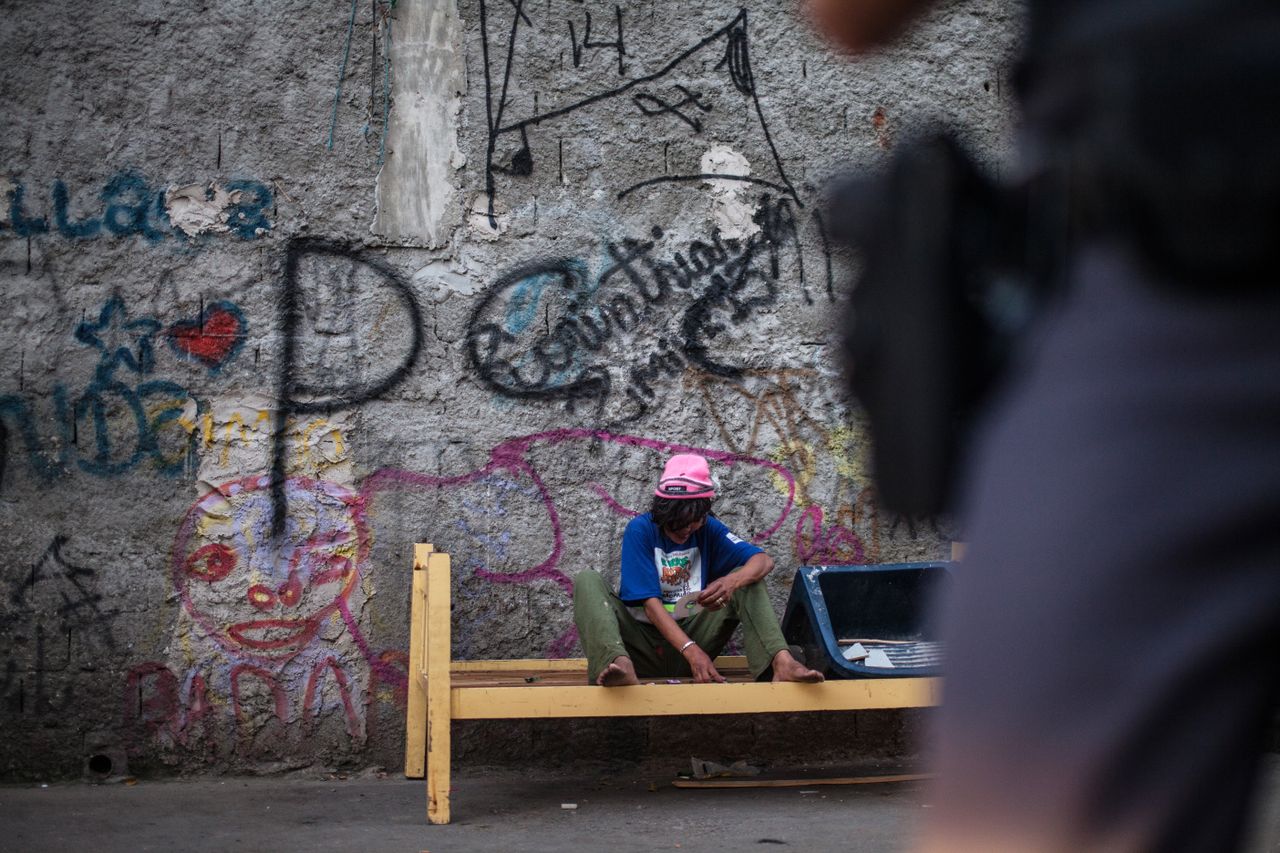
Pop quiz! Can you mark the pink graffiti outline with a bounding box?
[361,428,796,590]
[588,482,639,517]
[361,428,797,658]
[794,503,867,564]
[229,663,289,726]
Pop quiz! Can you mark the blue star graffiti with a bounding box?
[2,296,247,490]
[75,297,163,381]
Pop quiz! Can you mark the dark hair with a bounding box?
[650,496,714,532]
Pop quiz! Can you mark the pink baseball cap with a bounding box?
[654,453,717,500]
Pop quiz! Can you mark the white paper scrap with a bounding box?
[842,643,868,662]
[865,649,895,668]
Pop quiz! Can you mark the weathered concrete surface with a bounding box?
[5,766,931,853]
[5,755,1280,853]
[0,0,1021,779]
[373,0,465,245]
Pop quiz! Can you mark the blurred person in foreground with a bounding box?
[809,0,1280,850]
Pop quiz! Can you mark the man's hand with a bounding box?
[697,576,739,610]
[683,642,727,683]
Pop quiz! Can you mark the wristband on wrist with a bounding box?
[679,639,697,653]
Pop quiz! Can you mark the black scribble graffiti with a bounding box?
[272,239,425,534]
[1,623,76,715]
[465,195,803,422]
[719,15,754,96]
[5,536,118,642]
[568,6,625,73]
[813,209,836,302]
[479,3,799,227]
[633,85,712,132]
[3,536,120,716]
[465,258,610,410]
[506,0,532,26]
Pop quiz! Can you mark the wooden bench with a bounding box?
[403,544,941,823]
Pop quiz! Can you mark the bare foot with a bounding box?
[597,655,640,686]
[771,650,824,683]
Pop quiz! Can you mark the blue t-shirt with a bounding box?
[618,513,762,610]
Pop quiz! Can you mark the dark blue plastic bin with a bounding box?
[781,562,952,678]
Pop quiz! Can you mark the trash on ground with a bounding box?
[865,649,895,668]
[842,642,868,662]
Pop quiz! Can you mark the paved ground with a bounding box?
[4,757,1280,852]
[1,764,927,853]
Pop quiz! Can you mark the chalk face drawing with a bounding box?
[173,475,368,663]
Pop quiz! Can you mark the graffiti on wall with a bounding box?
[465,194,807,423]
[110,235,431,752]
[684,367,876,564]
[166,301,248,372]
[123,475,406,754]
[0,295,252,488]
[477,2,798,223]
[685,367,940,563]
[361,427,798,657]
[462,0,846,432]
[567,5,626,75]
[1,173,273,241]
[271,238,426,533]
[2,536,119,718]
[0,0,961,773]
[120,407,919,756]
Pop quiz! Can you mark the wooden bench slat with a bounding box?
[425,550,452,824]
[448,655,749,673]
[403,544,432,779]
[448,667,759,689]
[449,677,941,720]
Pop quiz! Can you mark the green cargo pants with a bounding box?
[572,569,790,683]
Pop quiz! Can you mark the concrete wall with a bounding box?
[0,0,1020,779]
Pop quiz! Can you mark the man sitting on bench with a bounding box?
[573,453,824,686]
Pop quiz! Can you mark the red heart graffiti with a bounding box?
[167,302,247,370]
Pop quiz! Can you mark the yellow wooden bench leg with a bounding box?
[403,544,432,779]
[426,550,452,824]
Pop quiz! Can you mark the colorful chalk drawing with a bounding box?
[129,476,395,751]
[173,476,371,665]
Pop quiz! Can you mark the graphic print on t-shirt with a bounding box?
[654,546,702,604]
[660,553,691,585]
